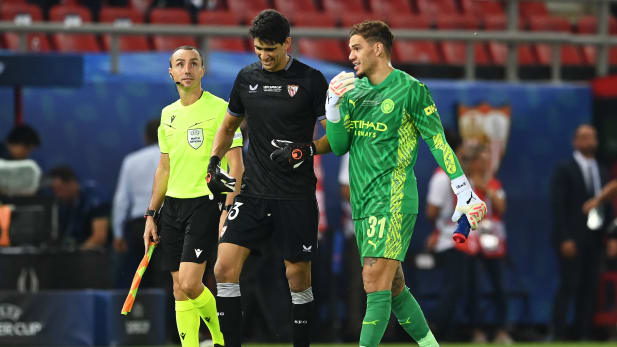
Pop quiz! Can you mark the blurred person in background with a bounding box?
[112,118,163,286]
[0,124,41,160]
[424,129,473,341]
[550,124,614,341]
[462,143,511,345]
[338,153,365,341]
[48,165,110,250]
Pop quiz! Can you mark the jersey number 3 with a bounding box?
[227,202,244,220]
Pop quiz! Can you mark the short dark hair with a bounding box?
[249,9,290,45]
[349,20,393,57]
[6,124,40,147]
[145,118,160,145]
[169,45,204,67]
[48,165,78,183]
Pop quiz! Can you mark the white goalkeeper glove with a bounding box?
[325,71,356,123]
[450,175,487,230]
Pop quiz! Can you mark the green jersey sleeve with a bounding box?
[409,82,463,179]
[157,124,168,154]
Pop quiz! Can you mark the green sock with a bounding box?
[359,290,391,347]
[391,287,438,346]
[175,300,200,347]
[189,286,224,346]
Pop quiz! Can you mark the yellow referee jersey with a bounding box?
[158,91,243,198]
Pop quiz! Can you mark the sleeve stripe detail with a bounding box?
[227,108,243,117]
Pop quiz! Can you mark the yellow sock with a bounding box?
[175,300,200,347]
[189,286,224,346]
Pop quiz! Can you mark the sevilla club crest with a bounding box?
[288,84,299,97]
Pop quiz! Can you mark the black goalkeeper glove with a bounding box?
[206,156,236,193]
[269,139,316,170]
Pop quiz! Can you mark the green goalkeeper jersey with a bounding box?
[328,69,463,219]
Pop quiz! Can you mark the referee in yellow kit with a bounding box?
[143,45,244,347]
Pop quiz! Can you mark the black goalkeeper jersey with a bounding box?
[228,57,328,199]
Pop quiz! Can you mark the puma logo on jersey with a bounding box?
[194,249,203,258]
[368,240,378,250]
[399,316,412,325]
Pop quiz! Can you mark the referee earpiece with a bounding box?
[170,73,181,86]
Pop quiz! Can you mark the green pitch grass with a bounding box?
[104,343,617,347]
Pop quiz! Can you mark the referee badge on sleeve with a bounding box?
[187,128,204,149]
[288,84,298,97]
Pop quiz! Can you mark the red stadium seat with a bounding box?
[340,12,386,28]
[389,14,441,64]
[577,15,617,66]
[416,0,458,16]
[528,15,584,65]
[49,5,101,52]
[99,7,150,51]
[0,3,51,52]
[273,0,318,20]
[323,0,369,18]
[149,8,196,51]
[485,16,536,65]
[294,12,346,62]
[198,11,247,52]
[227,0,270,23]
[368,0,413,19]
[435,14,491,65]
[519,0,548,19]
[460,0,504,16]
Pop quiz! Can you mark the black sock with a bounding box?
[217,296,242,347]
[292,302,312,347]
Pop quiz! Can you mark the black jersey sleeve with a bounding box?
[310,69,328,120]
[228,71,244,117]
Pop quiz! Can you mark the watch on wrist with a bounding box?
[144,209,156,218]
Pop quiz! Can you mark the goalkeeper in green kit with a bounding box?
[326,21,487,347]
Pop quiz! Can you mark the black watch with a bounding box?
[144,209,156,218]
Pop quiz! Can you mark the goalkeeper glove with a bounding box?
[270,139,315,170]
[206,156,235,193]
[450,175,487,230]
[326,71,356,123]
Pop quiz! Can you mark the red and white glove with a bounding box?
[325,71,356,123]
[451,175,487,230]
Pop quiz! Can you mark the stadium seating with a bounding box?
[49,4,101,52]
[416,0,458,17]
[323,0,369,18]
[227,0,270,23]
[577,15,617,66]
[99,6,150,51]
[273,0,318,20]
[149,8,196,51]
[389,14,441,65]
[198,10,247,52]
[294,12,347,63]
[0,3,51,52]
[368,0,413,19]
[340,12,386,28]
[528,15,584,65]
[519,0,549,19]
[435,14,491,65]
[484,16,536,65]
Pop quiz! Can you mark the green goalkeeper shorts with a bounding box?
[354,213,417,266]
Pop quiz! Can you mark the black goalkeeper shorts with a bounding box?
[219,194,319,262]
[158,194,224,272]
